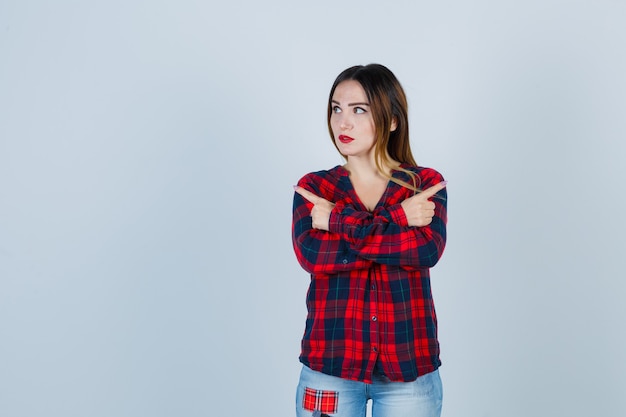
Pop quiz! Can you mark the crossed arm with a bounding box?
[292,181,447,275]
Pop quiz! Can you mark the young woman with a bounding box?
[292,64,448,417]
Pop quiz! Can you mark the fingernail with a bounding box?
[293,185,298,190]
[440,181,448,187]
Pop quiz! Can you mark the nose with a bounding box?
[339,113,353,130]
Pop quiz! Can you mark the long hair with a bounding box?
[327,63,420,191]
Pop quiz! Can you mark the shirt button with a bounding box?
[371,284,376,290]
[372,347,378,352]
[342,259,348,264]
[372,316,377,322]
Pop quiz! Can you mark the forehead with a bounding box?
[332,80,368,103]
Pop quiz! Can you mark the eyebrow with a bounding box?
[332,100,370,107]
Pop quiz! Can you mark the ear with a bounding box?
[390,117,398,132]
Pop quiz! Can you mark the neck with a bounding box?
[344,154,399,181]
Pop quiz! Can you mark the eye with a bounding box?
[354,107,367,114]
[332,106,342,113]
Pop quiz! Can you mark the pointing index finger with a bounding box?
[294,185,320,204]
[417,181,448,200]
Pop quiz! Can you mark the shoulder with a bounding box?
[296,165,349,200]
[297,165,346,189]
[396,164,445,187]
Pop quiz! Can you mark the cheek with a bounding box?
[329,119,341,136]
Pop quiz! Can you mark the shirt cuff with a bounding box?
[328,202,345,234]
[388,203,409,227]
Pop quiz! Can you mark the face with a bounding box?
[330,80,376,160]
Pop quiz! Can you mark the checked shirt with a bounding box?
[292,164,447,384]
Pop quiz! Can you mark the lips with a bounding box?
[338,135,354,144]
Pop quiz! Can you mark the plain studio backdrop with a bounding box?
[1,1,625,416]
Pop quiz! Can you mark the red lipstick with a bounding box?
[338,135,354,143]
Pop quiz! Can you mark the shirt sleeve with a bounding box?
[328,179,447,270]
[292,180,373,275]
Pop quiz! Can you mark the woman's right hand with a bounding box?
[400,181,447,227]
[294,186,336,231]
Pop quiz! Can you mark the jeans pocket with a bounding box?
[412,370,442,399]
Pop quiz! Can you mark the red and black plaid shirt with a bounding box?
[292,164,447,383]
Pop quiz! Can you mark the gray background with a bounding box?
[1,1,625,416]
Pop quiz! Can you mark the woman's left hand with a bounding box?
[294,186,335,231]
[400,181,447,227]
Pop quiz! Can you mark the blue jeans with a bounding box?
[295,365,443,417]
